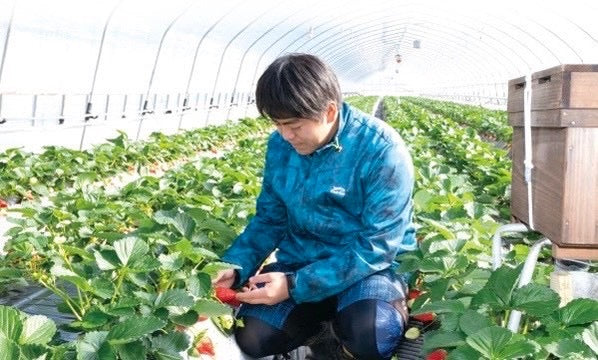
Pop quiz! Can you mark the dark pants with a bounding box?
[234,264,408,360]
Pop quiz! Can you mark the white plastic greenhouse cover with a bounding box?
[0,0,597,151]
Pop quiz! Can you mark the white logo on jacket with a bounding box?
[330,186,346,197]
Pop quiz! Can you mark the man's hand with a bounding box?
[236,272,290,305]
[212,269,237,289]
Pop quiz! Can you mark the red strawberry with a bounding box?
[413,312,436,323]
[408,289,423,300]
[197,315,208,322]
[215,287,241,307]
[196,336,215,356]
[426,349,448,360]
[0,199,8,208]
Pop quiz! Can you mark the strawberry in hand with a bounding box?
[215,287,241,307]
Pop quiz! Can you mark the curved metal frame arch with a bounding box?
[315,19,524,74]
[205,2,285,125]
[316,22,521,79]
[245,1,358,105]
[330,40,491,87]
[135,2,193,140]
[0,0,17,90]
[226,12,297,117]
[306,14,534,77]
[295,6,561,73]
[177,1,243,129]
[79,0,123,150]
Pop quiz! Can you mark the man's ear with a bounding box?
[325,102,338,124]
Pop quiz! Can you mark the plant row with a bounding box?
[401,97,512,144]
[0,118,270,204]
[345,95,379,114]
[384,97,597,360]
[0,120,272,359]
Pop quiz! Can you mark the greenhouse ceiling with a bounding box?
[0,0,597,97]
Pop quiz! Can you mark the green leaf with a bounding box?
[170,311,199,326]
[20,343,49,360]
[459,310,492,336]
[187,273,211,299]
[114,341,146,360]
[420,218,455,240]
[0,305,23,341]
[556,298,598,326]
[151,332,189,360]
[427,278,450,301]
[449,345,482,360]
[196,218,237,244]
[438,312,460,332]
[422,330,465,353]
[466,326,511,358]
[90,278,115,300]
[427,238,466,255]
[154,209,195,239]
[60,276,92,292]
[201,262,241,277]
[19,315,56,345]
[545,339,595,359]
[155,289,194,313]
[158,253,184,272]
[471,264,522,310]
[511,283,560,317]
[76,331,115,360]
[459,269,491,295]
[581,321,598,355]
[0,333,20,360]
[395,254,421,273]
[128,256,161,272]
[412,299,465,316]
[413,190,435,212]
[61,245,94,260]
[94,250,119,271]
[193,299,233,318]
[466,325,536,359]
[113,237,148,266]
[107,316,166,345]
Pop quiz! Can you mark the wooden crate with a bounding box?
[508,64,598,250]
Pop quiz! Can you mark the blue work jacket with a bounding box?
[222,102,416,303]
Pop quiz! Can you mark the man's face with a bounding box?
[273,102,338,155]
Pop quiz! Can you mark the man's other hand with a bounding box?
[236,272,290,305]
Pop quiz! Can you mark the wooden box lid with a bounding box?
[507,64,598,125]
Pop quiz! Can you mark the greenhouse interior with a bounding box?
[0,0,597,359]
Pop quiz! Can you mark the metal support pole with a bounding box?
[31,94,37,127]
[0,0,17,89]
[507,238,552,332]
[104,94,110,121]
[58,94,65,124]
[206,5,275,126]
[139,4,191,139]
[86,1,122,121]
[177,1,241,131]
[121,94,128,118]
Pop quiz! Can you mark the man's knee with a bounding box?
[335,299,405,360]
[234,316,294,358]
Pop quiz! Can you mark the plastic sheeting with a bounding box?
[0,0,597,150]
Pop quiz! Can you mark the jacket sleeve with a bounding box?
[290,141,416,303]
[220,137,287,286]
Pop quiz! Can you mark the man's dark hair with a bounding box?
[255,53,342,120]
